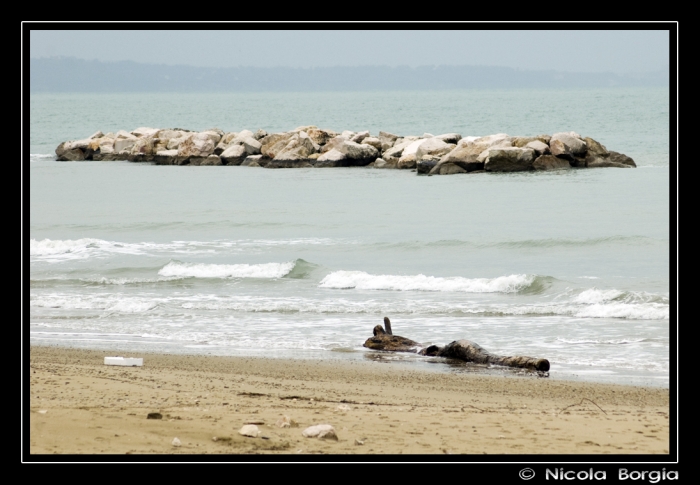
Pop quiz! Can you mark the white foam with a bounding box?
[319,271,535,293]
[158,261,296,279]
[573,288,623,304]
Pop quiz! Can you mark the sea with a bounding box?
[27,89,672,388]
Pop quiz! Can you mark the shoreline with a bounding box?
[27,345,670,455]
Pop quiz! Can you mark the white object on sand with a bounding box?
[104,356,143,366]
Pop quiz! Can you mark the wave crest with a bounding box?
[158,260,297,279]
[319,271,540,293]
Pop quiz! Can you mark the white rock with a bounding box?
[131,127,159,138]
[239,424,260,438]
[38,409,47,414]
[336,404,351,412]
[350,130,370,143]
[302,424,338,440]
[316,149,346,163]
[171,437,181,447]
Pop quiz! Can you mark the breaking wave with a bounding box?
[318,271,544,293]
[158,260,298,279]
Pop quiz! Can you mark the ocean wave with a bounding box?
[158,260,297,279]
[318,271,541,293]
[30,290,669,319]
[30,153,55,161]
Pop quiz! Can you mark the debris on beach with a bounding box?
[276,415,298,428]
[147,412,162,420]
[239,424,260,438]
[302,424,338,441]
[54,127,635,172]
[364,317,550,372]
[171,437,181,447]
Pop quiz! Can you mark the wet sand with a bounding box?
[28,345,670,456]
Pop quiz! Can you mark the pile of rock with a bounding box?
[54,126,636,173]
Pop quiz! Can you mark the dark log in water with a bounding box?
[363,318,550,372]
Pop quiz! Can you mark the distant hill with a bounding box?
[28,57,670,93]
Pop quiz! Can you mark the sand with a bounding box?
[27,345,670,456]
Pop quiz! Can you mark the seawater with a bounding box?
[28,89,671,387]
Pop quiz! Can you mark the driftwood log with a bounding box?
[363,317,550,372]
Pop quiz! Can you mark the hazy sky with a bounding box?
[28,29,671,74]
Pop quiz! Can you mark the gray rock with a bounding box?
[254,129,268,140]
[434,133,462,144]
[177,133,215,158]
[583,137,609,157]
[265,160,313,169]
[378,131,400,151]
[306,128,335,146]
[220,145,247,165]
[439,163,468,175]
[511,135,550,148]
[416,139,455,161]
[361,137,382,150]
[416,159,438,174]
[241,154,264,166]
[429,143,487,174]
[131,127,159,138]
[242,137,262,155]
[524,140,550,155]
[397,153,417,169]
[550,132,587,160]
[337,140,378,164]
[154,149,180,165]
[533,154,571,170]
[260,132,295,158]
[350,130,370,143]
[484,147,536,172]
[373,158,397,169]
[200,155,223,166]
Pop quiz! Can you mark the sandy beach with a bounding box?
[27,345,670,456]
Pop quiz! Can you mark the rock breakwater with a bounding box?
[54,126,636,173]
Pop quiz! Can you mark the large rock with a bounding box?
[55,142,85,161]
[220,144,247,165]
[274,132,320,161]
[315,148,347,167]
[429,143,487,174]
[434,133,462,144]
[336,140,378,165]
[378,131,400,152]
[361,137,382,150]
[532,154,571,170]
[200,130,222,145]
[484,147,536,172]
[242,137,262,155]
[253,129,268,140]
[583,137,610,157]
[260,132,295,158]
[416,159,439,174]
[372,158,397,169]
[302,424,338,441]
[190,155,222,166]
[154,149,180,165]
[265,159,313,169]
[350,130,370,143]
[438,163,468,175]
[306,128,335,146]
[130,137,157,157]
[177,133,216,158]
[241,155,264,166]
[415,138,455,161]
[98,137,116,154]
[131,127,159,138]
[397,153,417,169]
[524,140,550,155]
[511,135,551,148]
[550,132,587,160]
[473,133,511,147]
[587,151,636,168]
